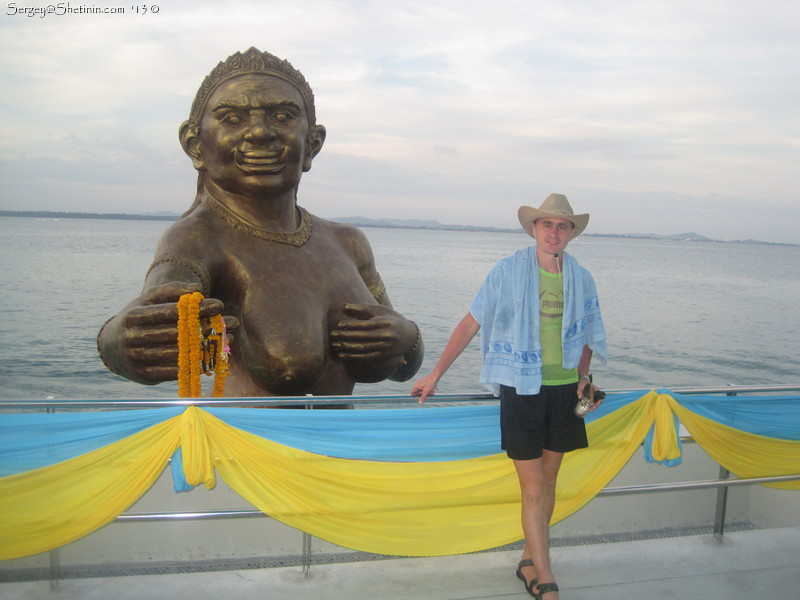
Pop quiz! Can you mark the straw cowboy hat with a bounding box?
[518,193,589,238]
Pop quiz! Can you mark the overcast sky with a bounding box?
[1,0,798,243]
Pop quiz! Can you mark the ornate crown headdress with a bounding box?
[188,47,317,127]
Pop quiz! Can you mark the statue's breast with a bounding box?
[225,239,376,396]
[238,292,328,395]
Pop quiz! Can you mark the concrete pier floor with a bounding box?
[2,527,798,600]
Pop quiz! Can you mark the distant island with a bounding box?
[0,210,794,247]
[329,216,794,247]
[0,210,180,222]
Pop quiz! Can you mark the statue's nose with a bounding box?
[244,115,275,143]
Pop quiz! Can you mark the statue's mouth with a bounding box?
[235,147,288,173]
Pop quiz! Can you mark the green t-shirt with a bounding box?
[539,268,579,385]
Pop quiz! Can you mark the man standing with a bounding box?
[412,193,607,599]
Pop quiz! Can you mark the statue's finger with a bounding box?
[141,281,203,305]
[127,345,179,364]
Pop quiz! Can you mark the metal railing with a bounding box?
[2,384,799,587]
[2,383,799,410]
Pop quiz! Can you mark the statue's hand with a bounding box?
[330,303,421,383]
[98,282,238,384]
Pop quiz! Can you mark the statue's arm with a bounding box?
[97,223,231,384]
[96,259,223,384]
[370,275,424,382]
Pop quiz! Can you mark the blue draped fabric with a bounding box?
[2,391,799,480]
[169,404,503,493]
[670,391,800,439]
[0,407,185,476]
[204,405,502,461]
[2,390,798,560]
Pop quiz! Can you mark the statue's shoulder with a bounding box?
[170,205,215,232]
[145,210,221,291]
[309,213,371,245]
[154,208,218,258]
[308,213,376,270]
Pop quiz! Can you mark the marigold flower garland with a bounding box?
[177,292,230,398]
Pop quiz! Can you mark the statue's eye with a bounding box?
[221,112,244,126]
[272,108,298,124]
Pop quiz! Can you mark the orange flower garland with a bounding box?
[177,292,202,397]
[177,292,230,398]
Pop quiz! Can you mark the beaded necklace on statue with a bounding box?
[177,292,230,398]
[204,192,313,247]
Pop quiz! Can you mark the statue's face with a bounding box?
[196,73,316,198]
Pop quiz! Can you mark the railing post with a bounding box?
[302,394,313,578]
[713,466,730,542]
[302,532,312,578]
[712,389,737,542]
[49,548,60,590]
[45,404,61,589]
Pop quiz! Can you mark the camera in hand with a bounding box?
[574,380,606,418]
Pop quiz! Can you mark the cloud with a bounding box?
[1,0,798,243]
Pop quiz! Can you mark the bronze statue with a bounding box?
[97,48,423,396]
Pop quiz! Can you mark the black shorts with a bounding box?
[500,383,588,460]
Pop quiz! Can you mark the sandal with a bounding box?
[533,581,559,599]
[515,559,538,597]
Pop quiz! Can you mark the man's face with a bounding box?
[196,73,316,198]
[532,217,574,256]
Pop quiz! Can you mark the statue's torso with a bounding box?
[158,210,378,397]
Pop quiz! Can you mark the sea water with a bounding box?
[1,216,798,401]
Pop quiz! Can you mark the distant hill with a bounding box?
[1,210,794,246]
[0,210,180,222]
[330,216,518,233]
[591,231,713,242]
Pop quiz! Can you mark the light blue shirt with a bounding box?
[470,246,607,396]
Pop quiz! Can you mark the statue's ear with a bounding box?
[179,120,205,171]
[303,124,326,172]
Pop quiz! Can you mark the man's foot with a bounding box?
[532,581,559,599]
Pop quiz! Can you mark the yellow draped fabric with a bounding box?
[1,394,798,560]
[669,397,800,491]
[553,391,678,521]
[0,415,182,559]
